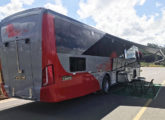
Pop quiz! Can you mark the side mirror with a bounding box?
[136,51,142,61]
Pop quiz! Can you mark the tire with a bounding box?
[102,75,111,94]
[133,70,137,79]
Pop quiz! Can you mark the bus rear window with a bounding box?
[70,57,86,72]
[1,15,37,43]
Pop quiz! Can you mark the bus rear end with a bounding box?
[0,8,43,100]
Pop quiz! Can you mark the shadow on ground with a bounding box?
[0,85,165,120]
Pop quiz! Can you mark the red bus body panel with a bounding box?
[40,13,100,102]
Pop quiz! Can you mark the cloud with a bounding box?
[44,0,68,15]
[77,0,165,46]
[156,2,162,8]
[0,0,34,20]
[138,0,146,6]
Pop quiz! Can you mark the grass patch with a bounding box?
[110,83,161,99]
[140,62,165,67]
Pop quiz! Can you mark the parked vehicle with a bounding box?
[0,8,157,102]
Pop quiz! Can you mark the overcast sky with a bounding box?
[0,0,165,46]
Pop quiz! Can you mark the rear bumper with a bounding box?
[40,84,84,103]
[40,84,60,102]
[40,82,100,103]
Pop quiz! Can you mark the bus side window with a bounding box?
[70,57,86,72]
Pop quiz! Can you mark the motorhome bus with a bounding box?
[0,8,141,102]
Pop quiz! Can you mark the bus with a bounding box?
[0,8,142,102]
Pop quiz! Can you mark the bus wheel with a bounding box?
[133,70,137,79]
[102,75,110,94]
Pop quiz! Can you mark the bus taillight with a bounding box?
[42,65,54,87]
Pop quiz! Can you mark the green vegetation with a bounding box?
[140,43,165,67]
[140,62,165,67]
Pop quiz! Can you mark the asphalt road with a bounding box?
[0,67,164,120]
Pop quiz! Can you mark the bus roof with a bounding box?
[1,7,161,56]
[1,8,44,24]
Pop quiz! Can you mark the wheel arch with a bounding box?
[101,72,111,89]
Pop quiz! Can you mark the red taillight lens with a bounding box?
[42,64,54,87]
[47,65,54,85]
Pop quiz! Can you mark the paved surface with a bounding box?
[0,98,33,111]
[0,67,164,120]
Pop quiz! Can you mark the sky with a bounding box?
[0,0,165,46]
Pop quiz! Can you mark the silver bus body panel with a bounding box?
[0,8,44,100]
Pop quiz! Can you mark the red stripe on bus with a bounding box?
[41,13,100,102]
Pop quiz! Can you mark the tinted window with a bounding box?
[70,57,86,72]
[54,16,102,54]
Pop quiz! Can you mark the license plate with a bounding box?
[15,75,26,80]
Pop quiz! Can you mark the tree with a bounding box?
[143,43,165,65]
